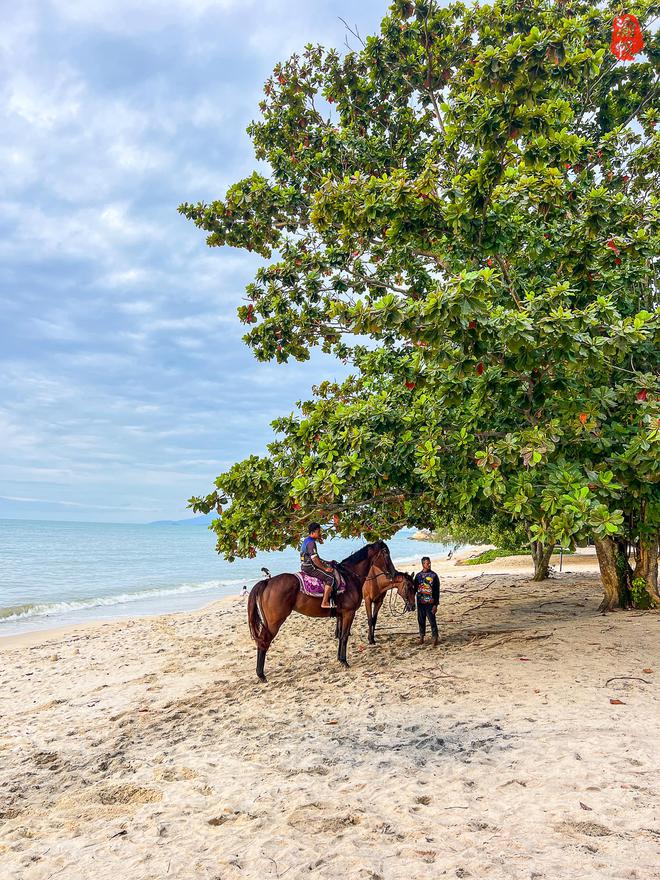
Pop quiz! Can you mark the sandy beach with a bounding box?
[1,549,659,879]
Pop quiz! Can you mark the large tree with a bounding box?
[181,0,659,607]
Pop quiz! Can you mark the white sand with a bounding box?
[1,551,659,879]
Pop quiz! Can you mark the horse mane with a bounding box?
[339,540,385,568]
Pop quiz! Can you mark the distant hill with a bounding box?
[149,514,215,526]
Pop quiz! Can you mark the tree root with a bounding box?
[481,631,554,650]
[604,676,651,686]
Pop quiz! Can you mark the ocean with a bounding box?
[0,519,453,637]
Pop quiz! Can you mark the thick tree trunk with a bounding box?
[594,536,631,612]
[530,541,554,581]
[632,533,659,609]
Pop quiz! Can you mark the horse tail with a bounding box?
[248,579,272,651]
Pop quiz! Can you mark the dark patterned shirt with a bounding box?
[414,570,440,604]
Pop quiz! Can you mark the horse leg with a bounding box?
[336,614,343,660]
[370,595,384,645]
[339,610,355,666]
[251,578,296,683]
[365,597,375,645]
[256,649,267,681]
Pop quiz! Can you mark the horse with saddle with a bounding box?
[247,528,416,682]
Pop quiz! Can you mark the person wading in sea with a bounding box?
[414,556,440,646]
[299,522,338,609]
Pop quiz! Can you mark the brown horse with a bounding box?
[363,566,416,645]
[247,540,396,682]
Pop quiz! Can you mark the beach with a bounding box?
[1,549,659,879]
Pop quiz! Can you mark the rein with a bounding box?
[387,588,411,617]
[363,564,395,585]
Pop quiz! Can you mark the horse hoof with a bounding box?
[257,674,268,683]
[340,660,350,668]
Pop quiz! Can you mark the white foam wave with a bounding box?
[0,578,245,623]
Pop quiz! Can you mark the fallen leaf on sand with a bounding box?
[609,699,625,705]
[642,668,653,674]
[325,720,339,725]
[579,802,593,811]
[518,657,531,661]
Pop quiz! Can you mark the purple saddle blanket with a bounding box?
[295,570,346,597]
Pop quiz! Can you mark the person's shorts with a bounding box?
[301,565,335,586]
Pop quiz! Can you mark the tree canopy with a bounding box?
[181,0,659,606]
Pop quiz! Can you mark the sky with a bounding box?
[0,0,389,523]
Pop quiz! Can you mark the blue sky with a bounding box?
[0,0,388,522]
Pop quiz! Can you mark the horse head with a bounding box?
[396,571,417,612]
[370,540,397,580]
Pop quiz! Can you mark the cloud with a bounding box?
[53,0,251,33]
[0,0,384,522]
[0,494,157,512]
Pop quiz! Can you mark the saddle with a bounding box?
[295,569,347,598]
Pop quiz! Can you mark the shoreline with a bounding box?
[0,594,243,651]
[0,547,600,651]
[0,532,458,643]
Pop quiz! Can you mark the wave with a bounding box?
[0,578,245,624]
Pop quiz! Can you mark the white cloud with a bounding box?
[53,0,251,33]
[7,67,84,130]
[0,494,157,511]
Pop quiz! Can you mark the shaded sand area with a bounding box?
[1,553,659,879]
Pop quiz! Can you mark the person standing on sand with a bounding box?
[414,556,440,646]
[300,522,337,609]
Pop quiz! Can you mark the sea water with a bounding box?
[0,519,453,637]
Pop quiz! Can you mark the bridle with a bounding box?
[360,545,399,592]
[363,562,395,586]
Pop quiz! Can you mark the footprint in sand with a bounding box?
[155,766,199,782]
[556,820,613,838]
[97,784,162,805]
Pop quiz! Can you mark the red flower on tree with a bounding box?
[611,14,644,61]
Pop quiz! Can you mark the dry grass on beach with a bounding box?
[1,554,659,880]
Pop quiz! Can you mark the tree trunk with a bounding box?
[530,541,553,581]
[594,536,631,612]
[632,533,659,609]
